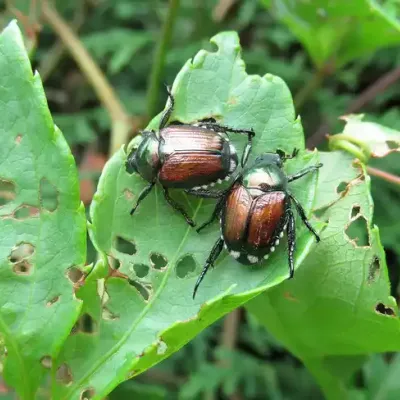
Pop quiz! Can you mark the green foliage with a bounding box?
[0,21,86,399]
[270,0,400,69]
[247,151,400,399]
[1,0,400,398]
[53,31,322,399]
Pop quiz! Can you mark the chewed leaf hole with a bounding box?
[133,263,149,278]
[368,256,380,283]
[66,267,84,283]
[14,204,40,219]
[80,388,95,400]
[9,242,34,262]
[40,178,58,212]
[9,242,34,275]
[176,255,197,278]
[124,188,134,201]
[351,205,361,218]
[115,236,136,255]
[375,303,395,317]
[56,363,73,385]
[386,140,399,150]
[72,313,97,334]
[129,279,151,301]
[150,253,168,270]
[345,216,370,247]
[336,181,348,194]
[46,295,60,307]
[102,307,119,321]
[0,179,16,206]
[40,356,52,369]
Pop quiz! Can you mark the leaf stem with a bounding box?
[367,166,400,186]
[146,0,180,119]
[41,1,133,155]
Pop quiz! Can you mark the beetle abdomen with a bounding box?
[222,186,287,264]
[159,125,237,188]
[246,192,286,248]
[222,183,252,245]
[159,151,227,188]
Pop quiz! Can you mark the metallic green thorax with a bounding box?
[242,154,287,192]
[127,132,160,182]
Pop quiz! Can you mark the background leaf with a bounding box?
[270,0,400,69]
[0,21,86,399]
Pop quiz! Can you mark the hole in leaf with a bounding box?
[375,303,395,317]
[56,363,73,385]
[102,307,119,321]
[345,216,370,247]
[80,388,95,400]
[0,179,16,206]
[124,189,134,201]
[14,204,40,219]
[150,253,168,270]
[176,255,197,278]
[40,178,58,212]
[66,267,84,283]
[129,279,150,301]
[133,263,149,278]
[9,243,34,275]
[12,259,32,275]
[46,295,60,307]
[72,313,97,334]
[41,356,52,369]
[115,236,136,255]
[9,242,34,262]
[368,256,380,283]
[15,134,22,144]
[336,181,348,194]
[386,140,399,150]
[351,205,360,218]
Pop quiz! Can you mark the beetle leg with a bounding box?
[159,85,175,130]
[288,192,320,242]
[193,238,224,299]
[185,188,226,199]
[286,209,296,279]
[277,148,299,161]
[196,195,226,233]
[162,187,196,227]
[130,182,155,215]
[241,131,253,167]
[287,163,323,182]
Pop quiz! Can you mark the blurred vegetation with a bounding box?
[1,0,400,398]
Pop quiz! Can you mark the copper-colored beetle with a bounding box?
[126,87,254,227]
[192,149,323,298]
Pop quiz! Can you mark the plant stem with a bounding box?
[41,1,133,155]
[294,67,328,111]
[367,166,400,186]
[146,0,180,120]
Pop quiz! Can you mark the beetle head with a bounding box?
[253,153,284,169]
[126,131,160,181]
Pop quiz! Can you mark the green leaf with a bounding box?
[247,151,400,400]
[329,114,400,161]
[82,29,152,75]
[270,0,400,69]
[54,32,322,398]
[0,21,86,399]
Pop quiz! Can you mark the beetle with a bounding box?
[126,87,255,227]
[191,149,323,298]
